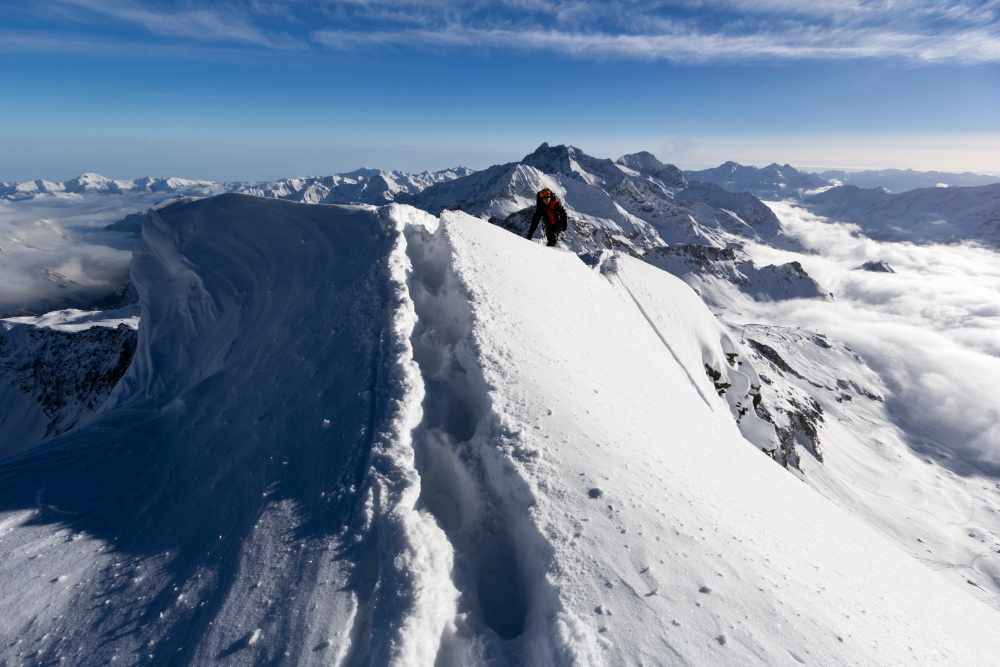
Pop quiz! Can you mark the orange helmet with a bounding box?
[538,188,553,198]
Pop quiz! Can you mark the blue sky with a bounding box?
[2,0,999,180]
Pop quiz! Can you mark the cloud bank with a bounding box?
[746,202,1000,474]
[0,195,146,316]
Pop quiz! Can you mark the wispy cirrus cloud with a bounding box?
[311,23,1000,64]
[44,0,302,48]
[7,0,1000,63]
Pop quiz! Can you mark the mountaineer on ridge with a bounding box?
[525,188,568,247]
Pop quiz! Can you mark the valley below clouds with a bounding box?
[745,201,1000,473]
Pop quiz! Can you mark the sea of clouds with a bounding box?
[0,194,155,316]
[746,202,1000,475]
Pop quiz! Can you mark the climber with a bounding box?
[525,188,568,247]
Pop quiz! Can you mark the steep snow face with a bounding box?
[817,168,1000,193]
[685,162,830,199]
[2,195,999,666]
[398,212,1000,665]
[735,322,1000,609]
[805,182,1000,246]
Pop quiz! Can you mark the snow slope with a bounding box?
[1,194,998,666]
[733,322,1000,610]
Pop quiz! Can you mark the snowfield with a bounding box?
[1,194,999,666]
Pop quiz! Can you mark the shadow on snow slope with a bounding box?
[0,195,397,665]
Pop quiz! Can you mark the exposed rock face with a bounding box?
[856,260,895,273]
[0,319,137,459]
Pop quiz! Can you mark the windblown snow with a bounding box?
[1,194,998,666]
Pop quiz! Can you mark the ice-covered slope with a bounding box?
[805,182,1000,246]
[1,194,998,666]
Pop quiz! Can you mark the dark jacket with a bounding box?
[525,194,568,244]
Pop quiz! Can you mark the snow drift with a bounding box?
[1,194,999,666]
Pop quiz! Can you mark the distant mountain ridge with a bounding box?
[684,161,1000,198]
[806,182,1000,245]
[817,168,1000,193]
[0,173,231,200]
[0,167,475,203]
[685,161,830,199]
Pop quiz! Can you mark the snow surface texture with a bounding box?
[2,195,1000,666]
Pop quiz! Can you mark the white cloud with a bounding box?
[0,195,147,316]
[744,202,1000,473]
[312,23,1000,63]
[13,0,1000,63]
[50,0,301,48]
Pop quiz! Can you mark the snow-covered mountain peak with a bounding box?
[614,151,689,188]
[686,161,831,199]
[520,143,626,189]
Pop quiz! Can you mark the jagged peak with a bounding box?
[616,152,688,187]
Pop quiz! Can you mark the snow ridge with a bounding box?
[2,196,1000,665]
[401,210,596,664]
